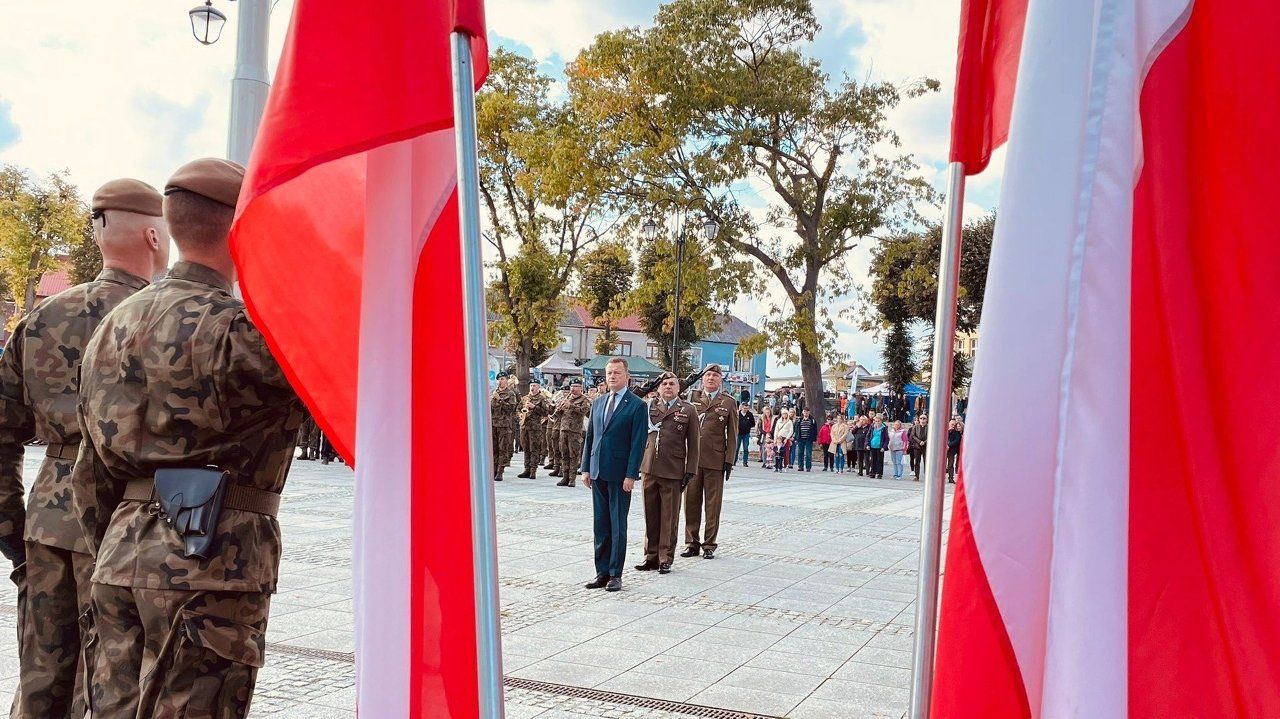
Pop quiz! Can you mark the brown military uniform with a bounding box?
[555,391,591,487]
[684,388,739,553]
[545,388,566,472]
[490,384,519,479]
[518,390,553,477]
[0,267,150,718]
[639,398,699,566]
[71,261,303,718]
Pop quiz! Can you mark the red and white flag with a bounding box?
[935,1,1280,717]
[228,1,490,716]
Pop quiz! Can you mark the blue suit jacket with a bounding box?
[579,389,648,482]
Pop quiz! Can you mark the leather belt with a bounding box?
[45,442,80,461]
[123,478,281,518]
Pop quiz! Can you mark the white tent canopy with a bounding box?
[537,353,580,374]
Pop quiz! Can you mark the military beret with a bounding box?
[569,377,582,385]
[164,157,245,208]
[496,371,509,379]
[92,178,163,217]
[656,371,679,383]
[701,363,724,376]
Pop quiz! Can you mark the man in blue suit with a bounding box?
[579,357,648,592]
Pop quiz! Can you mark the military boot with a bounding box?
[549,469,561,477]
[516,467,531,478]
[556,476,570,487]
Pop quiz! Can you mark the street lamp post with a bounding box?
[643,214,720,373]
[189,0,272,165]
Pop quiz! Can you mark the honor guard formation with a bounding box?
[0,158,304,718]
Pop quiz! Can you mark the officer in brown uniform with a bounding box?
[635,372,699,574]
[555,378,591,487]
[70,158,303,718]
[490,372,519,481]
[682,363,738,560]
[516,380,553,479]
[0,178,169,718]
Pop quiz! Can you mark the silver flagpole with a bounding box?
[451,31,506,718]
[908,161,966,719]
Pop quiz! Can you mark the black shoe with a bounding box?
[680,547,700,558]
[703,548,715,559]
[658,563,672,574]
[516,470,531,478]
[635,561,659,571]
[544,462,554,469]
[549,470,561,477]
[605,577,622,592]
[584,574,609,589]
[322,458,331,465]
[494,472,503,482]
[556,478,569,487]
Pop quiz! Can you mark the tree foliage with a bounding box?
[577,241,633,355]
[479,49,628,391]
[570,0,937,413]
[0,165,87,326]
[860,212,995,391]
[68,220,103,286]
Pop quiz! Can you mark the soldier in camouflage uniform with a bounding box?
[0,178,169,719]
[555,378,592,487]
[545,382,567,473]
[516,380,553,479]
[490,373,519,481]
[296,412,318,460]
[70,159,303,718]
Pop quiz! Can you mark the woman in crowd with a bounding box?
[818,414,834,471]
[830,415,849,474]
[774,409,795,471]
[888,419,909,479]
[851,416,868,475]
[947,418,964,483]
[866,414,889,479]
[758,407,774,467]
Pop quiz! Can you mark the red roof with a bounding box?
[566,297,645,332]
[37,269,72,299]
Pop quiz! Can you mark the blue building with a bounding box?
[688,315,766,399]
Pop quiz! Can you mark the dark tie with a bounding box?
[604,392,617,426]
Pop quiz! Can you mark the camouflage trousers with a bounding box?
[559,431,584,482]
[492,424,514,471]
[520,423,545,472]
[88,584,269,719]
[10,541,94,719]
[546,427,561,470]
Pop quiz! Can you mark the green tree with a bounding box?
[861,212,995,392]
[882,320,915,396]
[570,0,937,415]
[0,166,87,325]
[68,220,103,285]
[479,49,626,391]
[577,241,633,355]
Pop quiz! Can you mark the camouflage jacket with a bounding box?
[490,386,518,426]
[0,268,150,561]
[519,390,553,429]
[71,262,303,593]
[556,393,591,434]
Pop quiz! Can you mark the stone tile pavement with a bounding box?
[0,447,951,717]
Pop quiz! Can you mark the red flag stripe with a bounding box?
[948,0,1028,174]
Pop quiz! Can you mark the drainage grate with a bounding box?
[503,676,786,719]
[266,642,355,664]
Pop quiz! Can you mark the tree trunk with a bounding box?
[799,340,825,421]
[22,249,41,314]
[515,336,534,396]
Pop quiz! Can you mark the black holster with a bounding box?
[154,468,230,560]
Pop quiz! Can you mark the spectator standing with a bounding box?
[866,415,889,478]
[736,403,755,467]
[838,392,848,417]
[851,417,868,475]
[830,416,849,473]
[947,419,964,483]
[757,408,774,466]
[908,415,928,481]
[774,410,795,470]
[818,415,833,471]
[889,420,909,479]
[794,408,818,472]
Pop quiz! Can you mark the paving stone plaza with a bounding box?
[0,446,952,718]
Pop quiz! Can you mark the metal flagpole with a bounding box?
[451,31,506,718]
[908,161,966,719]
[226,0,271,165]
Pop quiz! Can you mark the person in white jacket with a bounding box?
[773,410,796,471]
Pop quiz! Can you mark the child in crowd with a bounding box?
[764,438,780,472]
